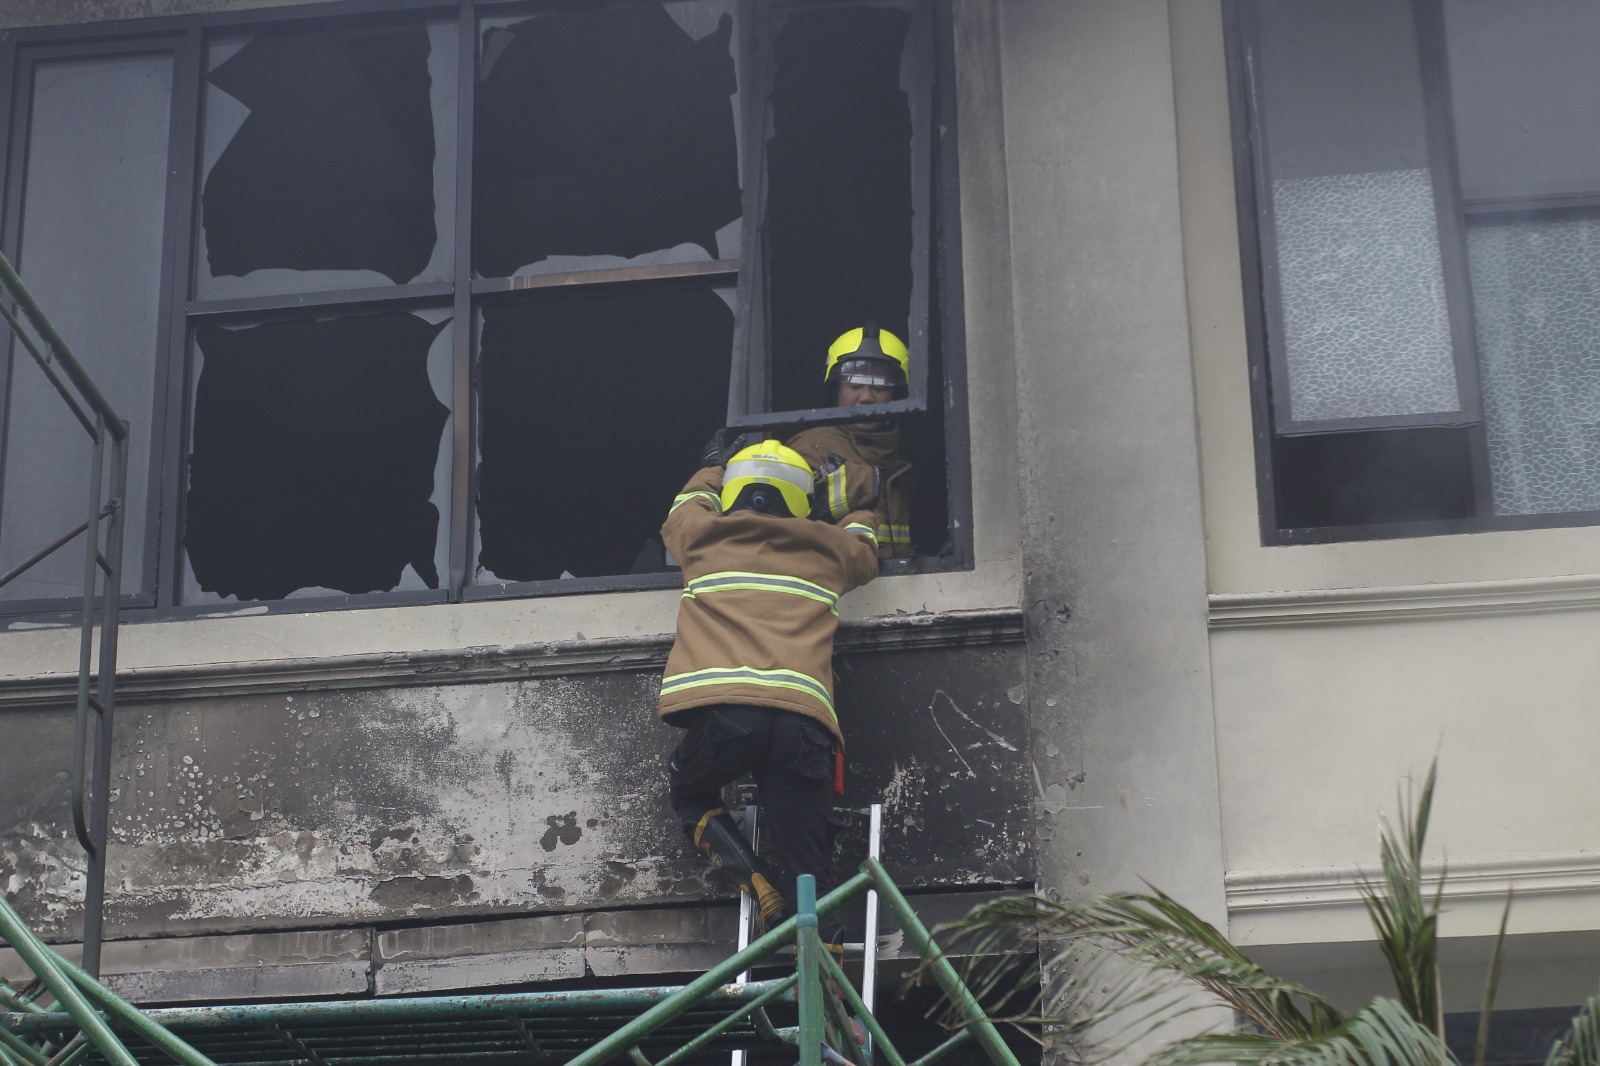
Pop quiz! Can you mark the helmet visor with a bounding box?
[834,357,904,389]
[724,457,813,496]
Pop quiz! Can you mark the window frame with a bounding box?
[1226,0,1600,546]
[0,0,971,623]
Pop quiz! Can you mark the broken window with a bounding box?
[183,311,451,602]
[197,21,456,299]
[475,287,734,584]
[473,2,742,279]
[764,4,915,413]
[0,0,967,615]
[0,52,173,603]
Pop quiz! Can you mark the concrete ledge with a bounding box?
[376,914,586,996]
[1209,574,1600,629]
[1,890,1025,1003]
[0,928,369,1004]
[1227,851,1600,945]
[0,608,1023,708]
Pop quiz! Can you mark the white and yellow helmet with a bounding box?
[719,440,814,519]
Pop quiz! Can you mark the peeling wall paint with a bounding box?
[1,643,1029,942]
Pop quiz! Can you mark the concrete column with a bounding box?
[1000,0,1227,922]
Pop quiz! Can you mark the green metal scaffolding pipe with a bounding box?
[0,897,137,1066]
[862,858,1022,1066]
[565,870,874,1066]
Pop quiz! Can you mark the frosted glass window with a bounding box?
[1469,214,1600,516]
[1273,169,1458,421]
[1,55,171,601]
[1254,0,1460,422]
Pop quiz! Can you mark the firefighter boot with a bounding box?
[687,808,793,932]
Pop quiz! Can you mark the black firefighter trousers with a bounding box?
[667,704,840,907]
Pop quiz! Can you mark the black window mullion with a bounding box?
[0,40,30,547]
[1414,0,1495,522]
[728,0,774,424]
[450,0,477,601]
[153,24,205,613]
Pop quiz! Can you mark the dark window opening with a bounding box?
[765,4,914,414]
[201,22,440,286]
[475,287,733,583]
[184,313,450,602]
[1445,1006,1588,1066]
[473,4,742,278]
[1272,426,1475,530]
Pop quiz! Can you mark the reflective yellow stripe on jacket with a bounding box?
[823,466,848,520]
[669,490,720,516]
[879,523,910,550]
[682,570,840,614]
[844,522,878,549]
[660,666,837,722]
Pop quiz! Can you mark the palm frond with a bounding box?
[1359,759,1444,1037]
[1146,997,1454,1066]
[1546,995,1600,1066]
[934,888,1344,1044]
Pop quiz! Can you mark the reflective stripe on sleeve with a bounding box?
[826,467,848,520]
[668,490,720,516]
[681,570,839,614]
[660,666,836,722]
[881,523,910,547]
[845,522,878,547]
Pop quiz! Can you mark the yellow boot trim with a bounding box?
[692,807,730,868]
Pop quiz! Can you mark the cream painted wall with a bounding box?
[0,0,1023,684]
[1171,0,1600,597]
[1171,0,1600,955]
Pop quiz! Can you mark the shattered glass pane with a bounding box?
[1253,0,1459,422]
[197,20,455,299]
[1470,212,1600,516]
[183,312,452,602]
[473,1,742,279]
[475,287,733,582]
[1,55,171,602]
[765,4,914,412]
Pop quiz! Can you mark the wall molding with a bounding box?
[1209,573,1600,629]
[1227,851,1600,916]
[0,607,1023,708]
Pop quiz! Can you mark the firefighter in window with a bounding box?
[787,323,914,560]
[659,440,882,932]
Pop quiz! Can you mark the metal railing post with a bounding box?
[0,251,127,977]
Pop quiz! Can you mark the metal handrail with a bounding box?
[0,249,128,978]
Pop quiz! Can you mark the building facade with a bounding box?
[0,0,1595,1046]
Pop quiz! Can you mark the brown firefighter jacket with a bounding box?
[658,465,881,747]
[787,423,913,559]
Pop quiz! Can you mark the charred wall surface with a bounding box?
[0,627,1028,949]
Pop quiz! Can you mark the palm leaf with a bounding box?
[934,888,1344,1047]
[1359,759,1444,1037]
[1546,995,1600,1066]
[1146,996,1453,1066]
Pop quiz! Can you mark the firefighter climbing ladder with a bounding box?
[0,857,1020,1066]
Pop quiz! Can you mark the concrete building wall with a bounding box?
[997,0,1228,925]
[1172,0,1600,1005]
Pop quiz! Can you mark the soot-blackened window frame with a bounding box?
[1227,0,1600,546]
[0,0,970,621]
